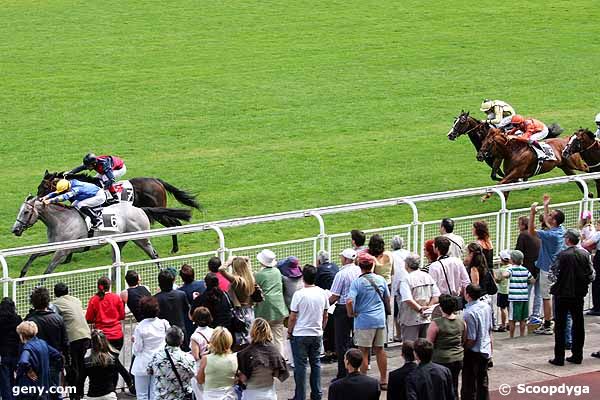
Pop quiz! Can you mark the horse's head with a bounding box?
[37,170,60,197]
[477,129,504,162]
[448,111,480,141]
[562,128,595,158]
[12,195,40,236]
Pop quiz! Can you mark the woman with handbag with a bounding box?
[196,327,238,400]
[219,257,257,349]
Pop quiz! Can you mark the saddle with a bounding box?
[531,142,557,175]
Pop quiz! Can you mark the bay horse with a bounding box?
[562,128,600,197]
[447,111,504,180]
[11,196,192,277]
[476,129,588,200]
[37,171,201,254]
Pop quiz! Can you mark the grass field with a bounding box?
[2,0,599,276]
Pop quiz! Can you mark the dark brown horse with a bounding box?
[447,111,504,180]
[562,128,600,197]
[477,129,588,200]
[37,171,202,253]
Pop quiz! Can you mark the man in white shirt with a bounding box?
[428,237,470,299]
[440,218,465,259]
[288,264,330,400]
[391,236,410,341]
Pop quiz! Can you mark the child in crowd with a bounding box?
[503,250,534,338]
[493,250,510,332]
[579,211,595,242]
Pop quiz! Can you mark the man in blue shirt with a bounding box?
[462,284,492,400]
[528,194,566,334]
[347,252,389,389]
[41,178,106,229]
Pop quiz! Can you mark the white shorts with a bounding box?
[354,328,386,348]
[97,165,127,184]
[72,190,107,209]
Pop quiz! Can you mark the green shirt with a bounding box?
[432,316,465,364]
[254,267,288,321]
[52,295,91,342]
[496,265,509,295]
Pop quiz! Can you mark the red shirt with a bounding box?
[216,272,231,293]
[85,292,125,340]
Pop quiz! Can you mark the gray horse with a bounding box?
[11,196,192,278]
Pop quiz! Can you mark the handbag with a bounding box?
[439,259,465,310]
[164,347,193,400]
[224,291,248,334]
[485,270,498,295]
[250,284,264,303]
[362,274,392,316]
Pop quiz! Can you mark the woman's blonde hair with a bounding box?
[232,256,255,298]
[16,321,38,341]
[209,327,233,355]
[250,318,273,344]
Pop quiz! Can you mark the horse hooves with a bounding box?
[480,195,491,202]
[170,248,179,254]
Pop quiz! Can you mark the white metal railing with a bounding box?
[3,171,600,313]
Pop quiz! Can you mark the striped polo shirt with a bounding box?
[507,265,532,302]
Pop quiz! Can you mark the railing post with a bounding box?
[573,177,590,214]
[402,199,420,254]
[102,238,122,294]
[0,254,9,299]
[490,188,507,256]
[309,211,326,252]
[209,225,227,263]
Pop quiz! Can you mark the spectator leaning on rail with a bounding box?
[328,248,360,380]
[254,249,288,357]
[548,229,595,366]
[207,256,231,292]
[147,326,195,400]
[347,252,389,390]
[328,348,380,400]
[52,283,91,400]
[407,339,455,400]
[529,195,566,335]
[25,286,69,400]
[351,229,367,253]
[287,264,330,400]
[387,342,418,400]
[15,321,63,400]
[399,254,440,342]
[440,218,465,259]
[461,284,493,400]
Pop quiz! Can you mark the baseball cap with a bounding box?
[339,248,357,260]
[499,250,511,260]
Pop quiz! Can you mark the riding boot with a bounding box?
[105,190,120,205]
[80,207,102,229]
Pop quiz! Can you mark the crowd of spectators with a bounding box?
[1,192,599,400]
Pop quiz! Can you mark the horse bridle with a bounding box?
[452,118,483,138]
[578,138,598,154]
[16,200,37,229]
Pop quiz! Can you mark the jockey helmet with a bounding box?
[83,153,97,167]
[480,99,494,112]
[595,113,600,124]
[511,115,525,125]
[56,179,71,193]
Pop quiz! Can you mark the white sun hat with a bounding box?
[257,249,277,267]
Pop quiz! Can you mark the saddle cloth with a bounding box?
[81,210,120,233]
[532,142,556,161]
[113,180,135,203]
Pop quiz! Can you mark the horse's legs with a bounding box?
[171,235,179,254]
[134,239,161,269]
[19,252,52,278]
[559,167,587,195]
[62,253,73,264]
[490,158,504,181]
[481,172,520,201]
[43,250,72,275]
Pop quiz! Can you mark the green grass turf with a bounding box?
[1,0,599,276]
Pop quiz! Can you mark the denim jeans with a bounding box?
[134,375,155,400]
[290,335,322,400]
[530,279,542,318]
[0,354,18,400]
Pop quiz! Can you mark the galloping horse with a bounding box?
[38,171,201,253]
[477,129,588,200]
[562,128,600,197]
[447,111,504,180]
[11,196,192,277]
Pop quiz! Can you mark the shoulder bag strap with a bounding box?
[362,274,385,303]
[438,259,456,296]
[164,348,186,393]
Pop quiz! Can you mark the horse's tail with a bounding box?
[141,207,192,225]
[156,179,202,210]
[547,123,564,138]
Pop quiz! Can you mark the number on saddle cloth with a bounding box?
[112,180,135,203]
[102,213,119,229]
